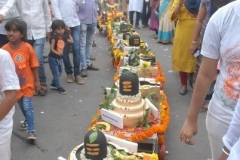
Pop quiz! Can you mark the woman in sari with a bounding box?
[157,0,175,44]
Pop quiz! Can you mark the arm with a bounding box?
[180,19,220,144]
[170,0,185,21]
[0,90,17,120]
[219,101,240,159]
[51,0,62,20]
[180,57,218,144]
[0,50,19,120]
[43,0,52,41]
[190,2,207,54]
[50,38,62,55]
[0,0,16,23]
[32,67,40,93]
[66,33,73,44]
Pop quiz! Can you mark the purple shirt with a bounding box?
[77,0,98,24]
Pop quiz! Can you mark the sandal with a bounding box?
[38,83,47,96]
[179,86,188,95]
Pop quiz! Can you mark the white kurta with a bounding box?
[128,0,144,13]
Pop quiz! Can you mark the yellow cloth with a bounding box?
[170,0,197,73]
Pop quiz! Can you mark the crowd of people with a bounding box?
[0,0,240,160]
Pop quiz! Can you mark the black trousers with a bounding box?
[129,11,141,27]
[141,1,151,26]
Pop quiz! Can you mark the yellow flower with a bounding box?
[141,61,151,68]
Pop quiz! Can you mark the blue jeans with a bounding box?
[18,97,35,133]
[27,38,47,84]
[63,26,81,77]
[48,56,62,88]
[80,23,97,69]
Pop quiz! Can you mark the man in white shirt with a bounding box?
[180,0,240,159]
[220,99,240,160]
[14,0,52,96]
[0,0,19,47]
[0,49,20,160]
[128,0,144,29]
[51,0,84,85]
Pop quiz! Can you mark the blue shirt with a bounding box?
[77,0,98,24]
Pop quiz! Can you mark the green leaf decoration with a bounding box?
[146,91,163,109]
[119,150,129,156]
[130,53,135,60]
[106,91,117,110]
[99,85,117,110]
[129,48,134,54]
[101,85,107,96]
[89,131,98,143]
[142,108,150,127]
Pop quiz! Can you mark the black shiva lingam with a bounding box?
[84,130,107,160]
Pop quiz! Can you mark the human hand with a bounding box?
[65,27,71,34]
[0,14,4,23]
[190,42,199,54]
[179,119,198,145]
[35,81,41,93]
[46,32,51,42]
[219,152,228,160]
[179,0,186,6]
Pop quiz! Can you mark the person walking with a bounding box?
[157,0,175,44]
[15,0,52,96]
[179,1,240,159]
[51,0,84,85]
[141,0,151,28]
[189,0,232,111]
[48,19,73,94]
[0,48,20,160]
[77,0,100,78]
[3,19,40,140]
[0,0,19,47]
[127,0,144,29]
[170,0,200,95]
[149,0,159,38]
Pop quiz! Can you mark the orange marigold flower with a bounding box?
[113,75,120,81]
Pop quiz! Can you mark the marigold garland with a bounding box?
[88,93,170,145]
[88,16,170,148]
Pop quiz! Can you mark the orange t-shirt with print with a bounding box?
[2,42,39,100]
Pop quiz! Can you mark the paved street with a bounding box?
[11,27,211,160]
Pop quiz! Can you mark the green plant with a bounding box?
[99,85,117,110]
[89,131,98,143]
[146,92,163,109]
[128,48,140,66]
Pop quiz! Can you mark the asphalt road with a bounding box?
[11,27,211,160]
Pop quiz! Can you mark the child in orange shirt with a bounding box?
[2,19,40,140]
